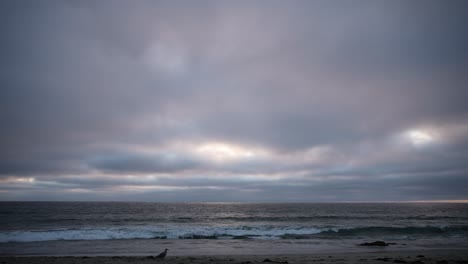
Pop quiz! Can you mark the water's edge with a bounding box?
[2,237,468,256]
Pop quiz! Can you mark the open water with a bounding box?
[1,202,467,256]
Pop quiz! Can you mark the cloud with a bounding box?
[1,0,467,201]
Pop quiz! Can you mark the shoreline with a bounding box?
[1,250,468,264]
[2,238,468,257]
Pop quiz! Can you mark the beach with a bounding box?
[2,250,468,264]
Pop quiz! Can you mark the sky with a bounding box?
[1,0,468,202]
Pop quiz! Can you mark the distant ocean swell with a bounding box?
[10,215,467,225]
[1,225,467,243]
[211,216,468,221]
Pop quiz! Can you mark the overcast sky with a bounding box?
[1,0,467,202]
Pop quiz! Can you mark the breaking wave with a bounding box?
[1,225,467,243]
[280,226,468,239]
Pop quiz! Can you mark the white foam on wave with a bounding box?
[0,225,323,243]
[0,227,162,243]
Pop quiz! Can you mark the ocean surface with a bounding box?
[1,202,467,256]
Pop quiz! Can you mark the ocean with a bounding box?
[1,202,467,256]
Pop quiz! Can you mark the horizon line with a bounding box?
[1,200,467,204]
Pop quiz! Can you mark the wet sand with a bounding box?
[2,250,467,264]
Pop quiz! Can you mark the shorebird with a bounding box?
[155,248,168,259]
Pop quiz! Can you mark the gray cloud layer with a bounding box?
[1,0,468,202]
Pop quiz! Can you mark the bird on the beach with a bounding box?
[155,248,168,259]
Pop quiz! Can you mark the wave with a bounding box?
[190,215,467,222]
[1,225,467,243]
[280,226,468,239]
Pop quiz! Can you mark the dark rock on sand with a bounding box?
[262,259,288,264]
[376,257,392,262]
[417,256,425,258]
[361,241,390,246]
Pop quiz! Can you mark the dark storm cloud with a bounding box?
[1,0,468,201]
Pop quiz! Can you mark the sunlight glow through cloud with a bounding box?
[194,142,267,162]
[405,130,434,146]
[0,177,35,184]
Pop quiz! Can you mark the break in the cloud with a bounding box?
[1,0,468,202]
